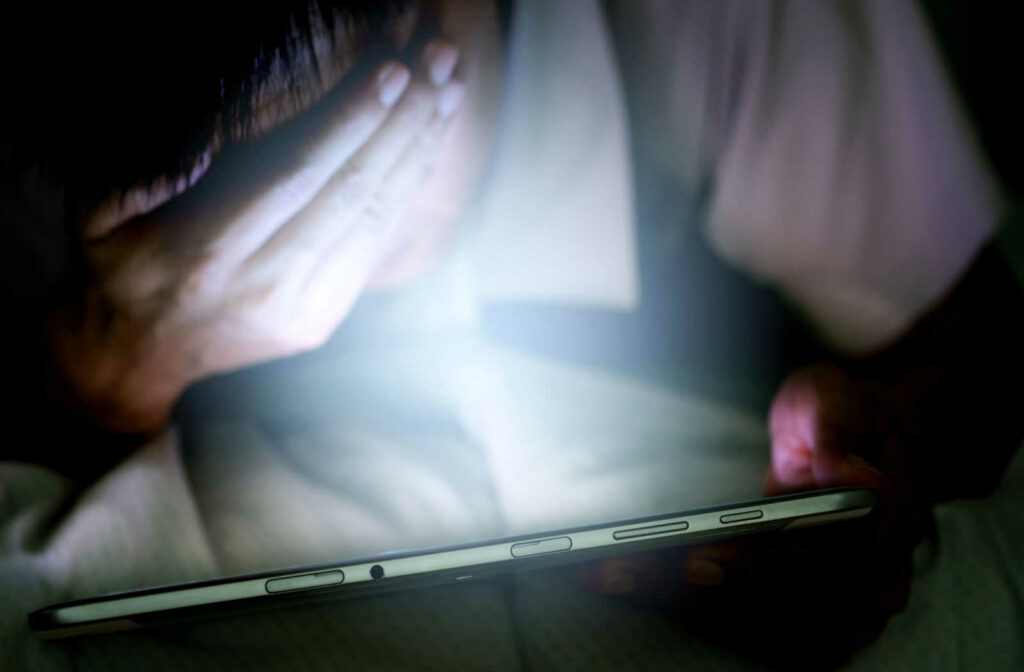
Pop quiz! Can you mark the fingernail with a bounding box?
[426,41,459,86]
[599,565,635,594]
[377,63,410,107]
[437,81,465,118]
[683,558,725,587]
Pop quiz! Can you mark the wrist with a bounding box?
[44,293,186,435]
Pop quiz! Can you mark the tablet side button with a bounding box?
[510,536,572,558]
[720,510,763,524]
[613,521,689,540]
[265,570,344,594]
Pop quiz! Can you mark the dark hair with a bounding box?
[4,1,423,200]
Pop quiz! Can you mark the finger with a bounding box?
[124,56,413,278]
[767,368,830,491]
[246,40,459,267]
[769,365,888,448]
[290,88,462,333]
[355,82,464,242]
[575,541,747,597]
[575,554,668,596]
[767,366,887,493]
[768,420,886,494]
[680,543,745,587]
[241,39,460,325]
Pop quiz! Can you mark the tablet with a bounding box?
[29,487,875,638]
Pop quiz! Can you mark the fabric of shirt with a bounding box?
[608,0,1001,351]
[2,2,1018,672]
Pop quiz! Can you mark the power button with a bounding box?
[510,536,572,558]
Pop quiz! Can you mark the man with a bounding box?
[2,1,1021,669]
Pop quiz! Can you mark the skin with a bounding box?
[573,363,931,667]
[577,243,1024,667]
[33,1,1022,663]
[45,1,503,435]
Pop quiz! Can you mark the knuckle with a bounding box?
[92,251,166,311]
[267,162,323,210]
[360,195,396,234]
[333,166,375,209]
[173,251,227,304]
[417,120,446,153]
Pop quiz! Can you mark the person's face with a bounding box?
[76,0,503,286]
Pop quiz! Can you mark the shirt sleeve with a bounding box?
[608,0,1003,352]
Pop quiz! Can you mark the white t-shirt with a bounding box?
[472,0,1001,352]
[3,3,1017,672]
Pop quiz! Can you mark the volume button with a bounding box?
[265,570,344,594]
[720,510,763,524]
[613,521,688,540]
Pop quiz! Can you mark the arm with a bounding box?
[579,239,1023,667]
[40,42,464,438]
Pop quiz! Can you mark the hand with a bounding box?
[577,363,932,668]
[758,364,932,655]
[45,40,466,434]
[576,243,1024,667]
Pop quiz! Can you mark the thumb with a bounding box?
[768,367,886,493]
